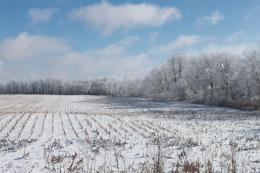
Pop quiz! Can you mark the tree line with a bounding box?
[0,47,259,110]
[140,49,260,110]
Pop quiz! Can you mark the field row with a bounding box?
[0,113,258,171]
[0,95,259,172]
[0,95,106,114]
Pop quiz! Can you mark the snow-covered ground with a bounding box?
[0,95,259,172]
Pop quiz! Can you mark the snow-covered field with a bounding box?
[0,95,259,172]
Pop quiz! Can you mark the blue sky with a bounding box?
[0,0,260,81]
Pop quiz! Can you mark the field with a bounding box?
[0,95,259,173]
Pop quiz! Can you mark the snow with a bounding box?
[0,95,259,172]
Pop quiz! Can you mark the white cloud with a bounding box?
[2,32,255,81]
[98,35,139,55]
[75,53,151,79]
[196,10,224,27]
[155,35,201,53]
[0,33,151,80]
[28,8,57,22]
[70,1,181,34]
[0,32,69,60]
[59,36,151,79]
[204,43,256,55]
[189,43,257,57]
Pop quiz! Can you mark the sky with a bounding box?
[0,0,260,81]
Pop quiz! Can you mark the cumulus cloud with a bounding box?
[155,35,201,53]
[59,35,151,79]
[201,43,256,56]
[1,31,254,81]
[196,10,224,27]
[0,32,69,60]
[186,43,257,57]
[148,34,256,60]
[70,1,181,34]
[0,33,151,80]
[74,53,151,79]
[28,8,57,22]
